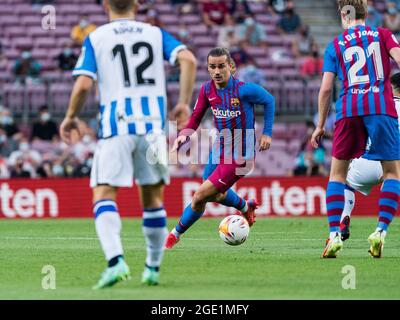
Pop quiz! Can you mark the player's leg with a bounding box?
[138,182,167,285]
[323,117,367,258]
[91,136,134,289]
[363,115,400,258]
[166,179,221,249]
[134,133,170,284]
[342,158,383,240]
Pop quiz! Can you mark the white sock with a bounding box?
[94,200,123,261]
[240,202,248,213]
[143,208,168,268]
[375,228,387,238]
[330,231,341,240]
[341,189,355,221]
[172,227,181,238]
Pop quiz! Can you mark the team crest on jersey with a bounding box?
[231,97,240,107]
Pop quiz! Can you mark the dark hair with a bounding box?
[108,0,136,14]
[207,47,233,64]
[390,72,400,92]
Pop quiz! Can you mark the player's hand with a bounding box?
[59,116,81,145]
[258,135,272,151]
[171,135,189,152]
[311,126,325,148]
[173,103,190,130]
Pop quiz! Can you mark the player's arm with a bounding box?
[161,29,197,129]
[171,85,209,152]
[60,36,97,145]
[174,49,197,129]
[241,83,275,151]
[311,71,335,148]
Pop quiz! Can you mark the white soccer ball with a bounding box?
[218,215,250,246]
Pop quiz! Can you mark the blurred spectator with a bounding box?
[217,16,241,48]
[383,3,400,37]
[277,1,301,34]
[0,157,10,179]
[389,0,400,10]
[292,25,314,58]
[8,138,42,178]
[366,0,382,28]
[201,0,231,28]
[269,0,289,14]
[137,0,155,14]
[145,9,164,28]
[13,50,41,84]
[229,0,252,22]
[237,60,266,85]
[238,16,267,47]
[0,107,22,140]
[170,0,195,15]
[71,15,97,46]
[0,40,4,61]
[57,42,78,71]
[230,44,251,69]
[0,128,18,158]
[31,105,58,142]
[300,44,323,78]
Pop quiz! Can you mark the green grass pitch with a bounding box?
[0,217,399,300]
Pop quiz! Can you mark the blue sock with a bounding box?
[220,189,246,211]
[326,182,345,233]
[175,204,204,234]
[377,179,400,231]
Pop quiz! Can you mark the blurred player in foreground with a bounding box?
[59,0,196,287]
[339,72,400,242]
[311,0,400,258]
[165,47,275,249]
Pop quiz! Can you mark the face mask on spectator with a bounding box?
[389,8,397,15]
[19,142,29,151]
[80,19,89,28]
[52,164,64,176]
[64,48,72,57]
[1,116,13,125]
[82,134,91,144]
[41,112,51,122]
[86,158,93,167]
[21,51,32,60]
[0,134,6,143]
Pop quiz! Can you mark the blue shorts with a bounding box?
[362,115,400,161]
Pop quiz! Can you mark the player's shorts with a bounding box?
[332,115,400,161]
[90,133,169,188]
[346,157,383,195]
[202,154,254,193]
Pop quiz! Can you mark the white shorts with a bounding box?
[346,157,383,195]
[90,133,170,188]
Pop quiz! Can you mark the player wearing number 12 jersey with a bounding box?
[311,0,400,258]
[59,0,196,288]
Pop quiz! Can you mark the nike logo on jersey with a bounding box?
[218,179,227,186]
[209,97,217,101]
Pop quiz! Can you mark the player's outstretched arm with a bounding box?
[311,72,335,148]
[173,49,197,130]
[59,75,94,145]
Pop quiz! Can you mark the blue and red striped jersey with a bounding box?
[323,25,400,120]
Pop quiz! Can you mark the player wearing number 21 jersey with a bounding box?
[311,0,400,259]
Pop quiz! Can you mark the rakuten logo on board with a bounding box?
[183,181,327,216]
[0,183,59,218]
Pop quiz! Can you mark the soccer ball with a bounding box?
[218,215,250,246]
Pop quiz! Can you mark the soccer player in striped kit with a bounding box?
[311,0,400,258]
[338,73,400,245]
[165,47,275,249]
[59,0,196,287]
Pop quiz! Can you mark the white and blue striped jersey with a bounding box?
[73,19,186,138]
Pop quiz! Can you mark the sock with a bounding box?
[94,199,123,262]
[142,207,168,269]
[326,181,345,235]
[220,189,248,213]
[175,204,204,235]
[377,179,400,231]
[341,184,355,221]
[108,255,123,268]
